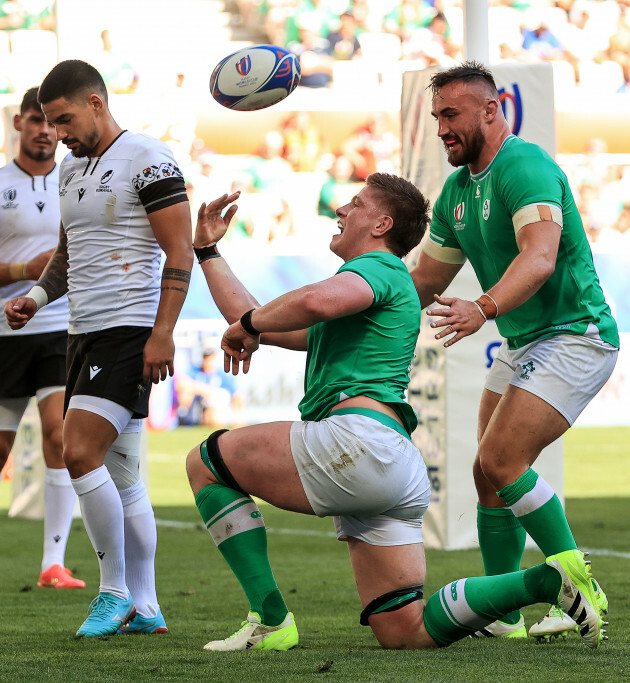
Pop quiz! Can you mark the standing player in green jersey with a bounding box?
[183,176,606,653]
[410,61,618,641]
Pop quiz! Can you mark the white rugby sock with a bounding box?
[42,467,76,571]
[72,465,128,599]
[120,481,159,618]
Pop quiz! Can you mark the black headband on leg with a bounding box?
[200,428,247,495]
[360,584,425,626]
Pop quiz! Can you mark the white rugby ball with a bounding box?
[210,44,301,111]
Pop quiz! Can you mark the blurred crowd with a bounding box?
[179,110,400,251]
[0,0,53,32]
[232,0,630,93]
[183,0,630,251]
[1,0,629,251]
[559,140,630,250]
[180,118,630,253]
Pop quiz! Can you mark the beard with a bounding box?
[22,144,55,163]
[67,129,100,158]
[445,124,486,168]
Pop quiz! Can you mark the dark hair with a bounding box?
[429,60,499,98]
[366,173,430,258]
[20,86,41,114]
[38,60,108,105]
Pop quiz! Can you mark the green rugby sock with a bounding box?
[477,504,526,625]
[423,564,561,647]
[499,469,576,556]
[195,483,288,626]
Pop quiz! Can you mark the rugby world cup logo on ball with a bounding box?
[210,44,301,111]
[236,55,252,77]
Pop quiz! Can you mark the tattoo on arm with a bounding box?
[159,268,190,298]
[38,227,69,302]
[161,285,188,295]
[162,267,191,284]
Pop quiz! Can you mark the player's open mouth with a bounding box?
[444,138,459,149]
[337,221,344,233]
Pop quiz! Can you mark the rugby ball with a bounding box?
[210,44,301,111]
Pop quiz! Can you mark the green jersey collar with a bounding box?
[471,135,517,182]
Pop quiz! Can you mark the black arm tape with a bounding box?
[194,244,220,263]
[360,584,424,626]
[138,176,188,214]
[240,308,261,336]
[200,429,247,495]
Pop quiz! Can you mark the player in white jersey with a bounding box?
[0,87,85,590]
[5,61,193,637]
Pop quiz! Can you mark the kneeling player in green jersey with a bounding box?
[411,61,617,641]
[184,176,605,651]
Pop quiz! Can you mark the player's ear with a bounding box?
[88,93,105,113]
[13,113,23,132]
[374,214,394,237]
[484,98,499,121]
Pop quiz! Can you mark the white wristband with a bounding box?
[25,285,48,311]
[473,301,487,321]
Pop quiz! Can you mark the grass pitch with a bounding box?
[0,427,628,682]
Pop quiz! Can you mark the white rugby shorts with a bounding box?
[485,327,618,425]
[290,412,431,546]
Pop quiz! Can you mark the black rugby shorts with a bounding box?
[65,326,152,418]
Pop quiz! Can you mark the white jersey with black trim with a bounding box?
[59,131,188,334]
[0,161,68,336]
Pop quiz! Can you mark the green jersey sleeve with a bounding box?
[492,142,564,214]
[339,251,402,303]
[429,168,468,251]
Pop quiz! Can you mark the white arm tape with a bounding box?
[25,285,48,310]
[422,237,467,265]
[513,203,563,234]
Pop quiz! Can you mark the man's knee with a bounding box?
[472,454,484,482]
[360,585,431,650]
[104,432,141,490]
[61,439,85,472]
[367,601,435,650]
[63,433,106,476]
[42,422,63,458]
[472,455,496,496]
[186,444,207,492]
[186,430,229,494]
[476,437,516,485]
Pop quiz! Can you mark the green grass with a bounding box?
[0,427,628,681]
[563,427,630,497]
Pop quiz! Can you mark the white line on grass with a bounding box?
[583,548,630,560]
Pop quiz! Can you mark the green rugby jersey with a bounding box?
[430,135,619,349]
[298,251,419,435]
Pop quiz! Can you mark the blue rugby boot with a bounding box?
[76,592,136,638]
[117,609,168,634]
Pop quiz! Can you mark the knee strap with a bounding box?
[104,432,141,490]
[200,429,247,495]
[360,584,424,626]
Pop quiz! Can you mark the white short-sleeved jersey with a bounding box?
[59,131,188,334]
[0,161,68,336]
